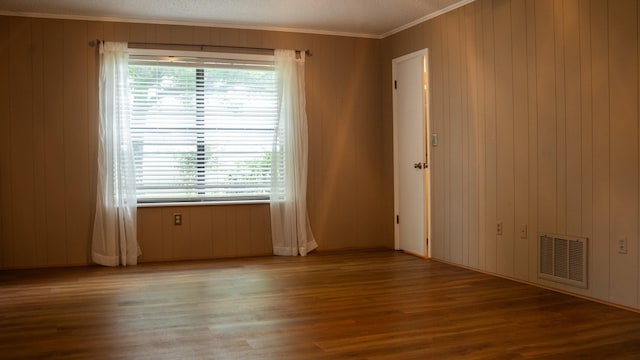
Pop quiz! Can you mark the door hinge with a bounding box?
[394,80,397,89]
[396,215,400,224]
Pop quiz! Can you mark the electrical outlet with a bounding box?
[520,224,528,239]
[496,222,503,235]
[618,237,628,254]
[174,213,182,226]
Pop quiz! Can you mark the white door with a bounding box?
[393,49,429,258]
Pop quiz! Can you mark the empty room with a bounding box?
[2,0,640,358]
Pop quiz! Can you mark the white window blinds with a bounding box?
[128,53,277,203]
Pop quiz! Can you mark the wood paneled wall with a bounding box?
[0,16,389,268]
[138,204,272,262]
[383,0,640,310]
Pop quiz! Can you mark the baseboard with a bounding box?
[430,257,640,315]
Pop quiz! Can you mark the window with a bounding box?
[128,50,277,203]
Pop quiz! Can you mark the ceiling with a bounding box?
[0,0,471,38]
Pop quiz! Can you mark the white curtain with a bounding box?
[270,49,318,256]
[92,41,140,266]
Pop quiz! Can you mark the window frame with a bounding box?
[128,48,277,206]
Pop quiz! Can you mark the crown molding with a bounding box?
[0,10,381,39]
[381,0,476,39]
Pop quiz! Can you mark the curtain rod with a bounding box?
[89,39,312,56]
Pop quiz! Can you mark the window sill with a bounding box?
[137,199,270,208]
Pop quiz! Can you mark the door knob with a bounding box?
[414,162,423,169]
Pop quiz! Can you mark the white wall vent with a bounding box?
[538,233,588,289]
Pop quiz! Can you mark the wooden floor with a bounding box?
[2,249,640,359]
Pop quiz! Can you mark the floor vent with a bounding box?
[538,233,588,289]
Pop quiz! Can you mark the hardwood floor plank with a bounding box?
[1,249,640,359]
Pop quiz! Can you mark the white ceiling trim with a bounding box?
[0,1,475,40]
[381,0,475,39]
[0,10,381,39]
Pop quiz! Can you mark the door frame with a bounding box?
[392,48,431,258]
